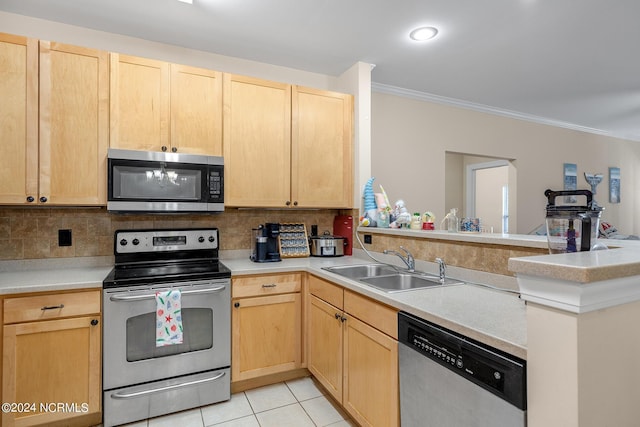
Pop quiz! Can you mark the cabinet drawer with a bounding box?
[232,273,301,298]
[309,275,343,309]
[4,290,100,324]
[344,290,398,340]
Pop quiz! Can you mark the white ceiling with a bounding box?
[2,0,640,141]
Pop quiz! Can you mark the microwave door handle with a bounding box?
[109,285,227,302]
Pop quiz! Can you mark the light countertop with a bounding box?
[509,246,640,283]
[223,252,527,360]
[0,252,527,360]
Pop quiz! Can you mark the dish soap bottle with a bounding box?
[441,208,459,232]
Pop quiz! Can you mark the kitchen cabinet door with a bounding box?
[343,314,399,427]
[170,64,222,155]
[292,86,353,208]
[307,294,344,402]
[223,74,292,207]
[0,33,38,204]
[39,41,108,205]
[232,293,301,381]
[2,315,102,427]
[110,53,170,152]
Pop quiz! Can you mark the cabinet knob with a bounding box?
[161,146,168,152]
[293,201,298,206]
[234,302,240,308]
[285,201,291,206]
[335,313,340,320]
[91,319,99,326]
[26,196,35,203]
[171,147,177,153]
[340,316,347,323]
[39,196,48,203]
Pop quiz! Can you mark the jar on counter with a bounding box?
[410,212,422,230]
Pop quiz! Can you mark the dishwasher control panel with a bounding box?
[399,311,526,410]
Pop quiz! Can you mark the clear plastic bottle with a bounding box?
[440,208,459,232]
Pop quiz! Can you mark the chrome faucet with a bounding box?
[383,246,415,272]
[436,258,446,284]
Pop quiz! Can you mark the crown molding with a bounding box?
[371,82,640,142]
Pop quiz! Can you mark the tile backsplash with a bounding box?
[0,207,356,260]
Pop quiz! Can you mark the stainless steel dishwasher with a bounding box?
[398,312,526,426]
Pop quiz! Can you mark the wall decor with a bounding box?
[584,172,603,209]
[563,163,577,202]
[609,167,620,203]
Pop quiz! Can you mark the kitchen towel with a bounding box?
[156,289,183,347]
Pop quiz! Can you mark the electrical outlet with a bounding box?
[58,229,72,247]
[364,234,372,244]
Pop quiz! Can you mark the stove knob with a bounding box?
[132,239,140,245]
[120,239,128,246]
[208,236,215,243]
[198,236,205,243]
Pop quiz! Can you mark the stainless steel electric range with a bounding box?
[102,228,231,427]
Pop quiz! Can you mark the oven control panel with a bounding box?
[115,229,218,254]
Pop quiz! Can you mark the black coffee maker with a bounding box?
[250,223,281,262]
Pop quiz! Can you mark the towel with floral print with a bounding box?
[156,289,183,347]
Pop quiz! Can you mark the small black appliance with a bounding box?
[250,223,281,262]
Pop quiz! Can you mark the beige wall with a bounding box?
[371,92,640,235]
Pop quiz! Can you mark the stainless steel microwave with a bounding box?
[107,149,224,213]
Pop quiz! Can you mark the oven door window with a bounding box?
[126,307,213,361]
[112,164,202,200]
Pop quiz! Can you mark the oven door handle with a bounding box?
[109,285,227,302]
[110,371,227,399]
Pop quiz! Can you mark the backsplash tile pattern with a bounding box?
[363,232,547,276]
[0,207,354,260]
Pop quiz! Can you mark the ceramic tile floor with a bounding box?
[120,377,356,427]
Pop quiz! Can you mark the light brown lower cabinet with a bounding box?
[2,290,102,427]
[308,275,399,427]
[231,273,302,382]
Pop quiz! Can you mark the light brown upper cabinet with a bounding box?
[110,54,222,155]
[291,86,353,208]
[0,33,38,205]
[0,33,108,206]
[223,74,353,208]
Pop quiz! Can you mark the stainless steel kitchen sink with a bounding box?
[322,263,399,279]
[360,273,462,293]
[323,263,463,293]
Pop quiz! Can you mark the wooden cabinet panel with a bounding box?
[0,33,38,204]
[110,53,170,152]
[39,41,108,205]
[307,274,399,427]
[343,315,399,427]
[232,293,301,381]
[2,315,101,427]
[170,64,222,155]
[232,273,301,298]
[292,86,353,208]
[223,74,292,207]
[4,290,101,324]
[309,275,343,309]
[344,290,398,340]
[0,34,107,206]
[308,295,343,401]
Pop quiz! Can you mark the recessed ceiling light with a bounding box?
[177,0,193,4]
[409,26,438,41]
